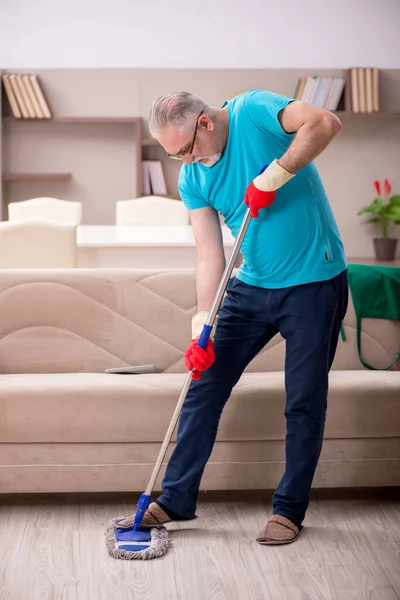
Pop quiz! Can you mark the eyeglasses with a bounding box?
[168,110,203,160]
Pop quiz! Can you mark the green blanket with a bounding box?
[342,264,400,370]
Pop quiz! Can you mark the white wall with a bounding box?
[1,0,399,69]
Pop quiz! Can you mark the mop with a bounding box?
[105,205,254,560]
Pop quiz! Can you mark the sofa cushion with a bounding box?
[1,371,398,444]
[0,269,398,375]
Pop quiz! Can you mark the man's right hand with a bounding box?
[184,310,216,380]
[184,338,215,380]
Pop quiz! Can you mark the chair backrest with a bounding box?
[0,218,77,268]
[116,196,190,226]
[8,197,82,225]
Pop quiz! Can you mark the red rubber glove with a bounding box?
[184,338,215,380]
[243,182,276,218]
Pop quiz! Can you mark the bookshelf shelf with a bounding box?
[3,116,141,124]
[334,111,400,117]
[2,172,72,182]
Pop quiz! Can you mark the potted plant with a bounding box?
[358,179,400,261]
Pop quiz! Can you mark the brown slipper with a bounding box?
[256,514,303,545]
[116,502,172,529]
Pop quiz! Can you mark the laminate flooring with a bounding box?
[0,489,399,600]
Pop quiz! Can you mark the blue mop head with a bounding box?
[105,493,170,560]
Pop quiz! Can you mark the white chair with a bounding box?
[116,196,190,226]
[0,218,77,268]
[8,197,82,225]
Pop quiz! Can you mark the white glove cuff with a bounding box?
[192,311,217,340]
[253,159,294,192]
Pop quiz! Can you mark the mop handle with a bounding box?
[143,206,253,497]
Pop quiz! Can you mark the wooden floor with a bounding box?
[0,489,399,600]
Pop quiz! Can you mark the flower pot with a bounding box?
[373,238,398,261]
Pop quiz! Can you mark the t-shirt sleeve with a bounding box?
[178,168,209,210]
[243,89,295,139]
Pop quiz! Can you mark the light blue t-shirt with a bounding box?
[178,89,347,289]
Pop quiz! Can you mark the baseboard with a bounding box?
[0,459,398,493]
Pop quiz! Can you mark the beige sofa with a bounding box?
[0,268,399,494]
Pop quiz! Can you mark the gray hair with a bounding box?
[149,92,210,139]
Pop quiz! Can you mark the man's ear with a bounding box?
[200,115,214,132]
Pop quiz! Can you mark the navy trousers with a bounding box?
[157,270,348,527]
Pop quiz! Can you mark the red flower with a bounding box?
[374,180,381,196]
[384,179,391,196]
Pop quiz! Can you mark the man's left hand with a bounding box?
[244,184,276,218]
[244,159,294,218]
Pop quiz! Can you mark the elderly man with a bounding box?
[119,89,348,544]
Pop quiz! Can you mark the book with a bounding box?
[350,68,359,113]
[365,68,373,113]
[29,74,52,119]
[372,68,380,112]
[325,78,346,111]
[303,76,318,103]
[343,69,352,112]
[9,74,29,118]
[142,161,151,195]
[358,68,366,113]
[23,74,44,118]
[317,77,333,109]
[309,77,323,105]
[294,77,307,100]
[1,74,22,118]
[150,161,167,195]
[16,74,36,118]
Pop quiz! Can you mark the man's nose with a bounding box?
[182,156,195,165]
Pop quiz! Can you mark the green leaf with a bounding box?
[359,207,376,214]
[364,217,381,223]
[383,204,400,215]
[371,199,384,213]
[382,209,400,223]
[386,207,400,218]
[358,202,384,215]
[389,195,400,206]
